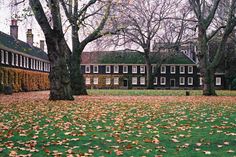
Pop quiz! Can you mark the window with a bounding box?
[140,77,145,85]
[1,50,4,64]
[15,54,18,66]
[188,77,193,85]
[85,65,90,73]
[26,58,29,68]
[93,77,98,85]
[23,57,26,68]
[180,66,185,74]
[106,78,111,85]
[179,77,185,85]
[11,53,14,66]
[140,66,145,74]
[216,77,221,86]
[114,65,119,73]
[20,55,22,67]
[93,65,99,73]
[106,65,111,73]
[5,51,8,64]
[199,77,203,86]
[188,66,193,74]
[170,66,176,74]
[85,78,90,85]
[114,77,119,85]
[132,77,138,85]
[123,65,128,73]
[160,77,166,85]
[154,77,158,85]
[132,65,137,73]
[161,66,166,74]
[31,59,33,69]
[36,60,38,70]
[151,65,155,73]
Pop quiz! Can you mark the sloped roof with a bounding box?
[81,50,195,65]
[0,31,48,61]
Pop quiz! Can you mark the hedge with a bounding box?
[0,66,49,92]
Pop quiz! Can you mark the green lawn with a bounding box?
[0,95,236,156]
[88,89,236,96]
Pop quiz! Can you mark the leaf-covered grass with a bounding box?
[0,93,236,156]
[88,89,236,96]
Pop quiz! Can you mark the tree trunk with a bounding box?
[197,26,217,96]
[145,56,154,89]
[46,34,74,100]
[69,25,87,95]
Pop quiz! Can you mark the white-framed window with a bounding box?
[151,65,155,73]
[154,77,158,85]
[36,60,38,70]
[132,65,137,73]
[179,77,185,85]
[188,77,193,85]
[140,66,145,74]
[106,65,111,73]
[216,77,221,86]
[180,66,185,74]
[11,53,14,66]
[114,65,119,73]
[132,77,138,85]
[20,55,22,67]
[1,50,4,64]
[85,65,90,73]
[140,77,145,85]
[93,65,99,73]
[31,58,33,69]
[26,58,29,68]
[15,54,18,66]
[160,77,166,85]
[5,51,9,64]
[188,66,193,74]
[199,77,203,85]
[170,66,176,74]
[161,66,166,74]
[123,65,128,73]
[106,78,111,85]
[93,77,98,85]
[114,77,119,85]
[85,77,90,85]
[23,56,26,68]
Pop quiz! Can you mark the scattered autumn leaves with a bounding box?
[0,91,236,156]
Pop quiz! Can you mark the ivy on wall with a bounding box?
[0,67,49,92]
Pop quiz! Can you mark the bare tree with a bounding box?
[106,0,189,89]
[29,0,74,100]
[189,0,236,95]
[59,0,118,95]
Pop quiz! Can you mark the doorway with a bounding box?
[170,79,176,87]
[123,79,128,88]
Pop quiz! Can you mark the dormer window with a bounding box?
[180,66,185,74]
[123,65,128,73]
[188,66,193,74]
[170,66,175,74]
[140,66,145,74]
[132,65,137,73]
[93,65,99,73]
[114,65,119,73]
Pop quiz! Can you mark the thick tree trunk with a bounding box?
[69,25,87,95]
[198,27,217,96]
[46,35,74,100]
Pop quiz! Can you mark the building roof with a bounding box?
[0,31,48,61]
[81,50,196,65]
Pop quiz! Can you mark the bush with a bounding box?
[231,78,236,90]
[4,85,13,95]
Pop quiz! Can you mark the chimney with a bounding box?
[10,19,18,39]
[26,29,34,46]
[40,40,45,51]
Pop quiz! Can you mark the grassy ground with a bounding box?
[88,89,236,96]
[0,91,236,156]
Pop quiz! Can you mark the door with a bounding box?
[123,79,128,88]
[170,79,176,87]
